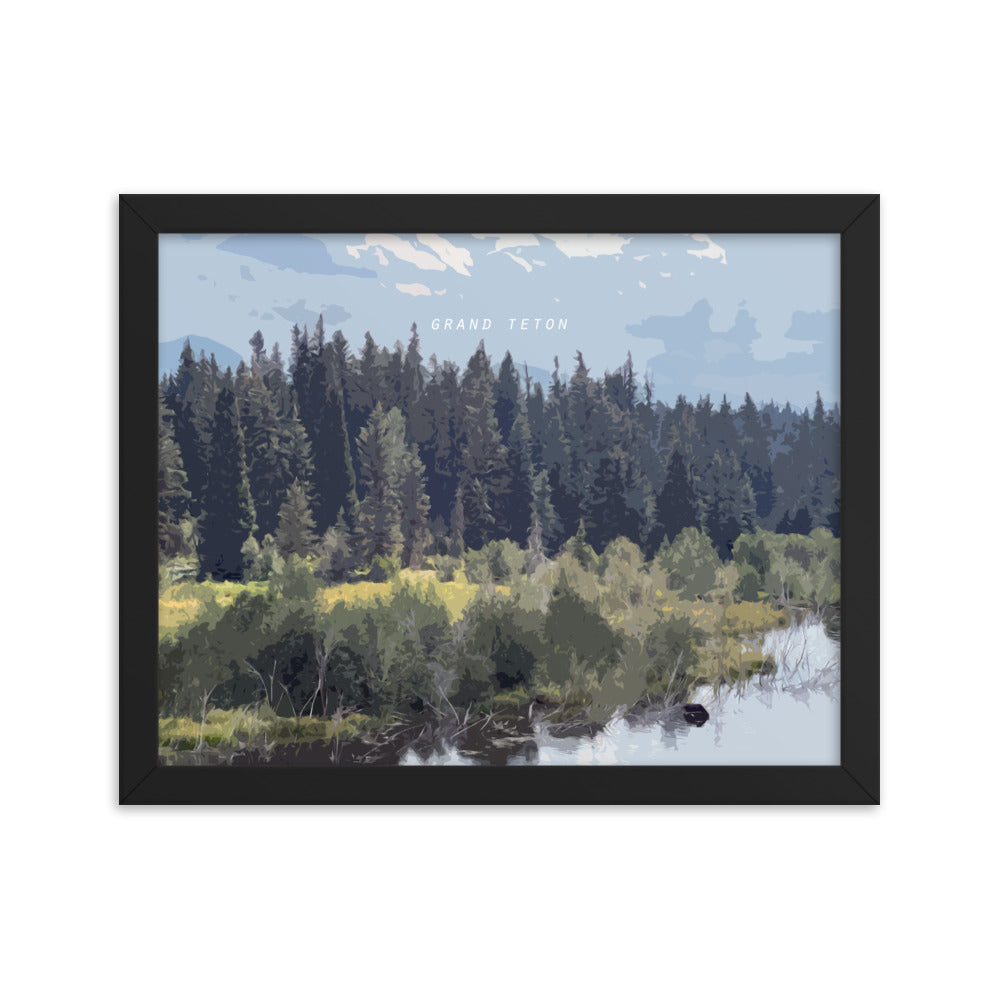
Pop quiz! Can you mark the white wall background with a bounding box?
[3,2,994,997]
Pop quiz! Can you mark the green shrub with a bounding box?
[267,553,320,600]
[543,577,621,688]
[362,554,402,584]
[657,527,720,600]
[431,554,462,582]
[316,527,356,583]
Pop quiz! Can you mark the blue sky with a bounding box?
[160,232,839,406]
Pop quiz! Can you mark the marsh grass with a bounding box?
[157,529,836,761]
[158,705,377,750]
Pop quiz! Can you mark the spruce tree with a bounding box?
[449,484,466,557]
[531,470,561,554]
[249,329,265,367]
[275,479,318,557]
[354,404,403,562]
[494,351,520,445]
[457,342,507,549]
[313,342,357,532]
[169,338,212,517]
[399,443,431,568]
[402,323,425,417]
[583,455,639,552]
[703,451,756,557]
[647,449,701,557]
[498,413,534,544]
[158,393,190,559]
[198,380,256,580]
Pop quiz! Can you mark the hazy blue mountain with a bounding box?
[159,337,245,379]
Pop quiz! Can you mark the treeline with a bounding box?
[158,319,840,580]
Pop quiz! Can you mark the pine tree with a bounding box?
[313,342,357,532]
[647,449,700,557]
[703,451,756,557]
[275,479,318,557]
[526,381,545,469]
[412,359,461,522]
[457,342,508,549]
[354,404,403,562]
[583,455,639,552]
[449,484,466,557]
[498,413,534,544]
[402,323,425,417]
[198,380,256,580]
[568,517,598,569]
[565,351,595,508]
[531,470,561,554]
[169,338,212,517]
[494,351,520,445]
[249,330,266,367]
[158,392,190,558]
[399,443,431,568]
[288,330,357,535]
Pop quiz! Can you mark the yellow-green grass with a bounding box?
[159,570,509,636]
[158,705,377,749]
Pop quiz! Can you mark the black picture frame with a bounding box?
[120,194,879,805]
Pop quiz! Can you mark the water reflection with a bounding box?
[401,619,840,766]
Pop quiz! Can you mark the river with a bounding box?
[400,617,840,766]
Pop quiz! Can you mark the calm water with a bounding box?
[401,618,840,766]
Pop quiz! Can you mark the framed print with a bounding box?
[120,194,879,804]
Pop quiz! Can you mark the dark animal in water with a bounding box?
[683,703,709,726]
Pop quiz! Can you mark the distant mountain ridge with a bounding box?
[160,337,244,379]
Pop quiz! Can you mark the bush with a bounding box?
[643,614,705,696]
[316,527,356,583]
[430,554,462,582]
[657,527,720,600]
[362,554,402,584]
[365,584,452,713]
[267,553,320,600]
[543,578,621,688]
[567,519,599,571]
[732,529,840,607]
[598,537,650,614]
[465,539,526,585]
[460,593,547,695]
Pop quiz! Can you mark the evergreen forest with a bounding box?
[156,319,841,764]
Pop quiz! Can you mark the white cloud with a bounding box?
[417,234,473,276]
[660,272,671,278]
[639,281,646,288]
[531,259,546,267]
[541,234,632,258]
[434,288,447,296]
[634,254,650,262]
[473,234,539,253]
[349,235,446,271]
[396,282,432,296]
[503,251,532,272]
[686,234,728,264]
[374,247,388,266]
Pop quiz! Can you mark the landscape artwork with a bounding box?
[156,231,841,767]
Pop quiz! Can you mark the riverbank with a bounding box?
[158,615,838,766]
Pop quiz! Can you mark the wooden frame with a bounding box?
[120,194,879,804]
